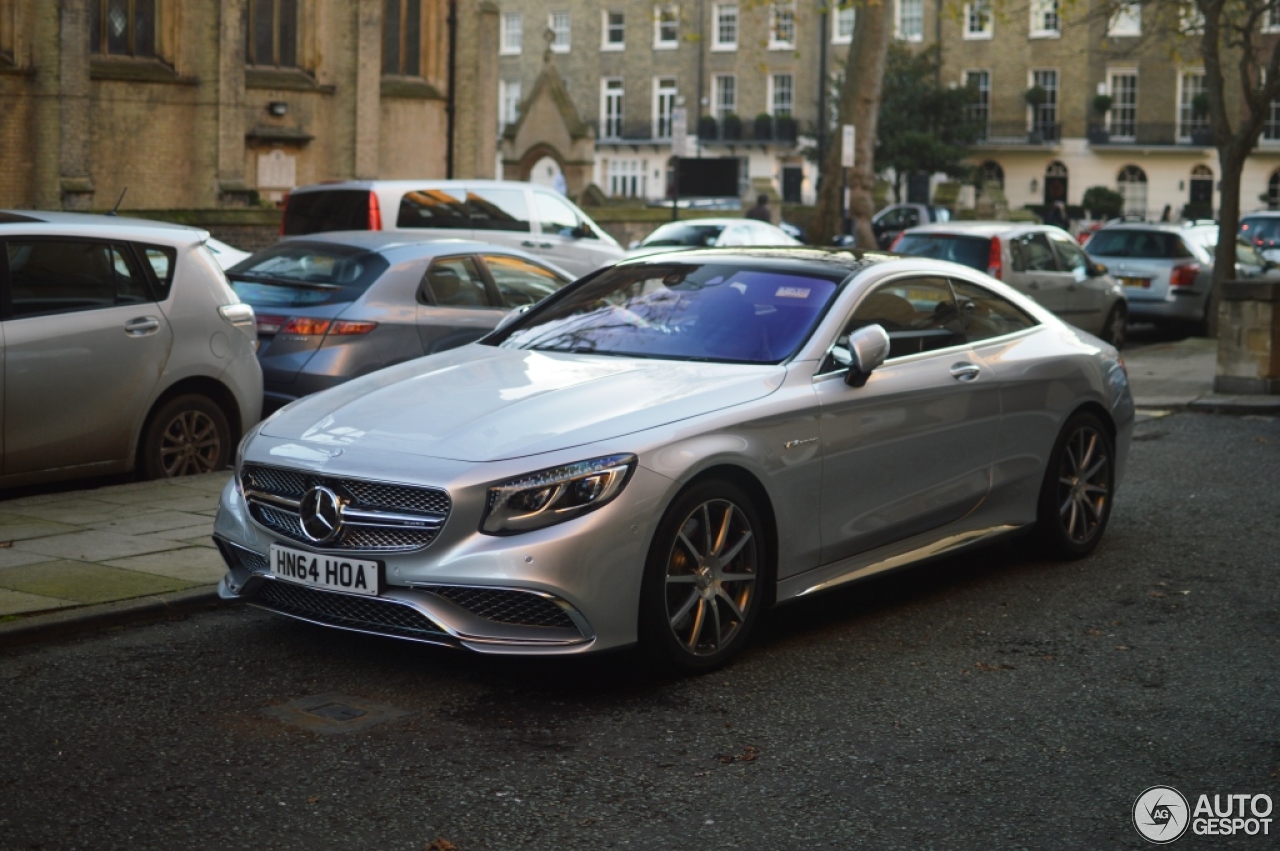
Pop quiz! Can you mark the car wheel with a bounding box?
[139,394,231,480]
[639,480,767,674]
[1027,411,1115,559]
[1101,304,1127,350]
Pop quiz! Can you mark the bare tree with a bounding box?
[812,2,891,247]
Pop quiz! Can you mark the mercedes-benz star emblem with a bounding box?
[299,486,344,544]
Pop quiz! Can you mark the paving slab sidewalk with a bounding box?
[2,336,1278,646]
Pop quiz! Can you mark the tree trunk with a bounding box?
[812,2,890,247]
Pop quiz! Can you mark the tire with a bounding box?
[1100,304,1127,350]
[1025,411,1115,559]
[139,394,232,480]
[638,479,768,674]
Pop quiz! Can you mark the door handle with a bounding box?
[950,362,981,382]
[124,316,161,336]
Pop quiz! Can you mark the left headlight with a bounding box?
[481,454,636,535]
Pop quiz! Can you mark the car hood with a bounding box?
[259,344,786,462]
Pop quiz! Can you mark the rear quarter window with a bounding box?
[282,190,372,235]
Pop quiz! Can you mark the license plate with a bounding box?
[270,544,382,597]
[1120,276,1150,288]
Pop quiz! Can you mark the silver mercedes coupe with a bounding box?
[214,248,1134,673]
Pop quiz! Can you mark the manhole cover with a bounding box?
[262,693,409,734]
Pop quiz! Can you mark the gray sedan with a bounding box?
[215,248,1134,673]
[226,233,574,411]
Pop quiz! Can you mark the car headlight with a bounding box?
[481,454,636,535]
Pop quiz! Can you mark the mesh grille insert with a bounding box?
[254,580,449,641]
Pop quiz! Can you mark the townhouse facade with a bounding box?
[942,0,1280,221]
[0,0,498,213]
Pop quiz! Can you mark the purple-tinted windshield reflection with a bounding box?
[496,263,841,364]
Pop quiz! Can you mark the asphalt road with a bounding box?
[2,412,1277,850]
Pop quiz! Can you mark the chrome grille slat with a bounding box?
[427,586,578,630]
[241,463,450,552]
[254,580,449,641]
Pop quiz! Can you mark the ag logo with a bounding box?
[1134,785,1190,844]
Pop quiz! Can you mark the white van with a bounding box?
[281,180,623,278]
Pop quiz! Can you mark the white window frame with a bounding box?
[1030,0,1060,38]
[896,0,923,42]
[964,1,993,40]
[498,79,522,132]
[1108,3,1141,37]
[653,4,679,49]
[769,73,793,117]
[549,11,571,53]
[1177,69,1208,142]
[1107,69,1137,141]
[654,76,678,138]
[602,10,625,51]
[602,78,625,139]
[768,1,796,50]
[713,3,738,51]
[832,5,854,44]
[499,12,522,56]
[714,73,736,120]
[964,69,990,140]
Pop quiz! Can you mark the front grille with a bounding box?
[426,586,579,630]
[241,463,450,552]
[253,579,449,641]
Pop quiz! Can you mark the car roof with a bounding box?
[904,221,1064,238]
[272,231,575,274]
[0,210,210,245]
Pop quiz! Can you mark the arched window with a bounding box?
[979,160,1004,189]
[1117,165,1147,218]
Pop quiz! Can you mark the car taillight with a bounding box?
[279,192,290,236]
[256,315,378,336]
[368,192,383,231]
[987,236,1002,279]
[1170,262,1200,288]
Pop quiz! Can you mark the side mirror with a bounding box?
[1088,262,1108,277]
[844,324,890,387]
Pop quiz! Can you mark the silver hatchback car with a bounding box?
[0,211,261,487]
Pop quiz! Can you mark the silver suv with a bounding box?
[893,221,1128,347]
[0,211,262,487]
[281,180,623,278]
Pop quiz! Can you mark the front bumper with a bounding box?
[213,458,671,655]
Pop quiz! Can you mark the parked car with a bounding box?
[280,180,622,278]
[1239,211,1280,264]
[893,222,1128,348]
[1083,221,1223,333]
[226,232,574,412]
[215,246,1133,673]
[0,211,261,487]
[626,218,802,257]
[871,203,951,249]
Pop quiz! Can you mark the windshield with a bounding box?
[893,233,991,271]
[227,244,389,308]
[641,223,728,248]
[1241,217,1280,247]
[488,261,843,364]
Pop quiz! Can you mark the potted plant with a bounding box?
[754,112,773,141]
[722,113,742,140]
[697,115,718,141]
[1190,93,1212,145]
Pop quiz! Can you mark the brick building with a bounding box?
[0,0,497,213]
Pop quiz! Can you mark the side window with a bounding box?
[533,191,582,237]
[397,188,470,229]
[481,254,570,307]
[421,256,492,308]
[952,279,1039,344]
[842,276,964,361]
[1047,232,1088,278]
[6,240,147,318]
[468,187,532,232]
[1015,233,1058,271]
